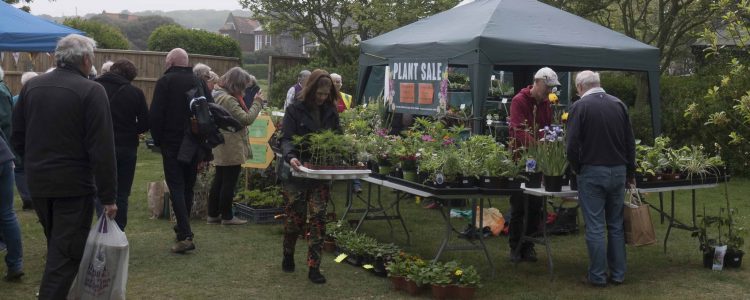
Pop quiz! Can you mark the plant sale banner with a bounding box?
[386,60,447,115]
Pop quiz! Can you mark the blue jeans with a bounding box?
[0,160,23,273]
[577,165,626,284]
[96,146,137,230]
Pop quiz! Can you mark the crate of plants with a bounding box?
[290,130,371,180]
[233,186,284,224]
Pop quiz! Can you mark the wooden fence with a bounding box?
[1,49,240,106]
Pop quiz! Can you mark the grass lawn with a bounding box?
[1,146,748,299]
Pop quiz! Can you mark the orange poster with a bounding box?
[418,83,434,105]
[400,83,416,103]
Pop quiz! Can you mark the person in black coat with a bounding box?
[95,59,149,230]
[149,48,212,254]
[279,69,341,284]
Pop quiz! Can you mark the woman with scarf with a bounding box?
[207,67,263,225]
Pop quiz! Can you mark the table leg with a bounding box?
[659,192,664,224]
[396,194,411,245]
[474,198,496,278]
[434,199,452,261]
[542,199,554,280]
[691,189,697,228]
[663,191,676,253]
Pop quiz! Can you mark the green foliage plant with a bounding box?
[147,24,241,58]
[63,17,130,49]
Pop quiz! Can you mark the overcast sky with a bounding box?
[20,0,245,16]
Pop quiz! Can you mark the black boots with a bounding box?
[283,254,326,284]
[282,254,295,273]
[308,267,326,284]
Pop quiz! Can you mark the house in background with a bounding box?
[219,13,312,57]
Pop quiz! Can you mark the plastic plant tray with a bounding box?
[291,166,371,180]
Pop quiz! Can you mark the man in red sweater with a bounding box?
[507,67,559,262]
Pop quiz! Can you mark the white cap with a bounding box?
[534,67,560,86]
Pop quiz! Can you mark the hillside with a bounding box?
[36,9,252,33]
[132,9,251,32]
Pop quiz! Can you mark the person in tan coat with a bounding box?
[207,67,263,225]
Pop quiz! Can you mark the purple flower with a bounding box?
[421,135,435,142]
[442,138,455,146]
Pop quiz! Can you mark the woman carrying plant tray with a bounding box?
[280,69,342,284]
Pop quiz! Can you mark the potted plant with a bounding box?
[454,265,481,300]
[459,135,498,188]
[404,259,431,296]
[426,262,452,300]
[371,243,401,277]
[385,253,413,291]
[537,125,567,192]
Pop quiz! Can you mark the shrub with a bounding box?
[269,62,358,108]
[244,64,269,80]
[62,17,130,50]
[147,25,241,59]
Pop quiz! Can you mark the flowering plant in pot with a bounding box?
[454,265,481,299]
[393,131,422,181]
[536,125,567,192]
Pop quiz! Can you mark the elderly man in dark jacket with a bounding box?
[566,70,635,287]
[150,48,212,253]
[12,33,117,299]
[95,59,149,231]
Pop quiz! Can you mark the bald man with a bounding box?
[150,48,213,253]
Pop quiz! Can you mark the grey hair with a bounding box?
[330,73,342,81]
[55,34,96,67]
[0,66,4,79]
[219,67,253,95]
[575,70,601,90]
[207,71,220,84]
[298,69,311,80]
[20,72,38,85]
[101,61,113,74]
[193,63,212,80]
[89,66,97,77]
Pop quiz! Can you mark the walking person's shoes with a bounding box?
[580,275,607,288]
[4,269,24,282]
[282,254,295,273]
[308,267,326,284]
[608,276,624,286]
[221,217,248,225]
[206,216,221,225]
[171,239,195,254]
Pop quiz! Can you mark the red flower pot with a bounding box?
[455,285,476,300]
[404,279,422,296]
[431,284,452,300]
[389,276,406,291]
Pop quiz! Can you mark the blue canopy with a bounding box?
[0,2,83,52]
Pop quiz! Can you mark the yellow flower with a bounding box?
[548,93,558,104]
[561,112,569,122]
[455,269,463,276]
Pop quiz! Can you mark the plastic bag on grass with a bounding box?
[475,207,505,236]
[68,216,129,300]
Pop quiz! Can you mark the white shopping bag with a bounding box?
[68,216,129,300]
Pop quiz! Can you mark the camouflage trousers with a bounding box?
[282,184,330,268]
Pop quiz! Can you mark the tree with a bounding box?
[90,14,177,50]
[684,0,750,168]
[4,0,38,12]
[542,0,718,73]
[349,0,460,41]
[147,24,241,59]
[62,17,130,50]
[239,0,460,66]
